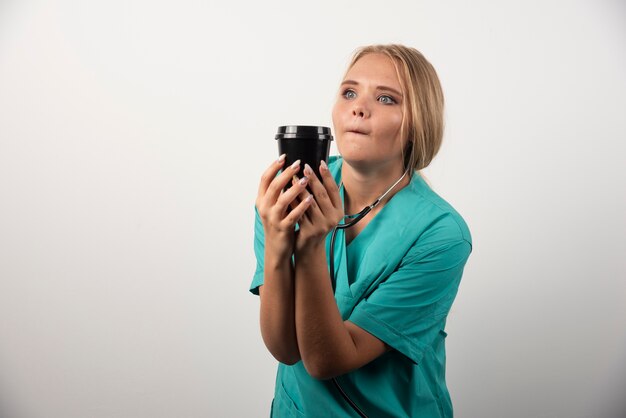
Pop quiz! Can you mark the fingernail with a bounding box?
[291,159,301,170]
[320,160,328,171]
[299,177,308,185]
[305,194,314,203]
[277,154,286,163]
[304,163,313,175]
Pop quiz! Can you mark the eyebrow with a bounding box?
[341,79,403,98]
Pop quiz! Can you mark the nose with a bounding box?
[352,99,370,119]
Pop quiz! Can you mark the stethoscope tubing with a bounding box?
[329,169,408,289]
[326,169,409,418]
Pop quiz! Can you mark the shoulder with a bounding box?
[402,173,472,251]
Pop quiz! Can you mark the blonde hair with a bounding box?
[347,44,445,175]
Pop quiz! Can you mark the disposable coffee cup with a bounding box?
[275,125,333,186]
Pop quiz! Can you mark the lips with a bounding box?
[346,127,369,135]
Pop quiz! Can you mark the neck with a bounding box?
[341,160,410,214]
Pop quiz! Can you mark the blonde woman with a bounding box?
[252,44,472,417]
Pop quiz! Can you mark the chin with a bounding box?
[340,151,404,173]
[337,145,364,161]
[339,153,375,171]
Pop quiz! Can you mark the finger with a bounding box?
[319,160,342,208]
[257,154,286,198]
[264,159,302,205]
[276,175,310,216]
[288,176,299,211]
[284,194,314,226]
[298,193,317,226]
[303,163,335,216]
[289,176,309,211]
[304,191,324,222]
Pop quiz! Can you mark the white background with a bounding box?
[1,1,625,417]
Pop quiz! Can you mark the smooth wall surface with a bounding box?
[1,1,625,417]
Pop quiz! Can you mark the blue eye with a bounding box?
[378,95,397,105]
[342,89,357,99]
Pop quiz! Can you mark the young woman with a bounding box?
[251,44,472,417]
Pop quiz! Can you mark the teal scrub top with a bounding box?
[250,156,472,417]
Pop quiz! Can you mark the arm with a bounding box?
[294,241,388,379]
[255,156,313,364]
[293,162,388,379]
[258,258,299,364]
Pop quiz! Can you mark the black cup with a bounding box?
[276,125,333,186]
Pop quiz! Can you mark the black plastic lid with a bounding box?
[275,125,333,141]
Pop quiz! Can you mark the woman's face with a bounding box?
[332,53,407,171]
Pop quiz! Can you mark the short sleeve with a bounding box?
[348,238,472,364]
[250,207,265,296]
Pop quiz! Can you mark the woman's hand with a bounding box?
[256,155,314,258]
[296,161,344,252]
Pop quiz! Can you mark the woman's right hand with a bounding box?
[255,154,314,258]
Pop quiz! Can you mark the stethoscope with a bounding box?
[328,169,409,291]
[327,169,409,418]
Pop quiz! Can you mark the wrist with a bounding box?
[295,236,326,257]
[265,229,295,258]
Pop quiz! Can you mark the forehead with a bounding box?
[344,53,402,89]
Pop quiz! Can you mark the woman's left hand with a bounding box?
[295,161,344,252]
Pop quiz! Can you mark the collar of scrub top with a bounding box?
[329,168,410,293]
[336,169,410,229]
